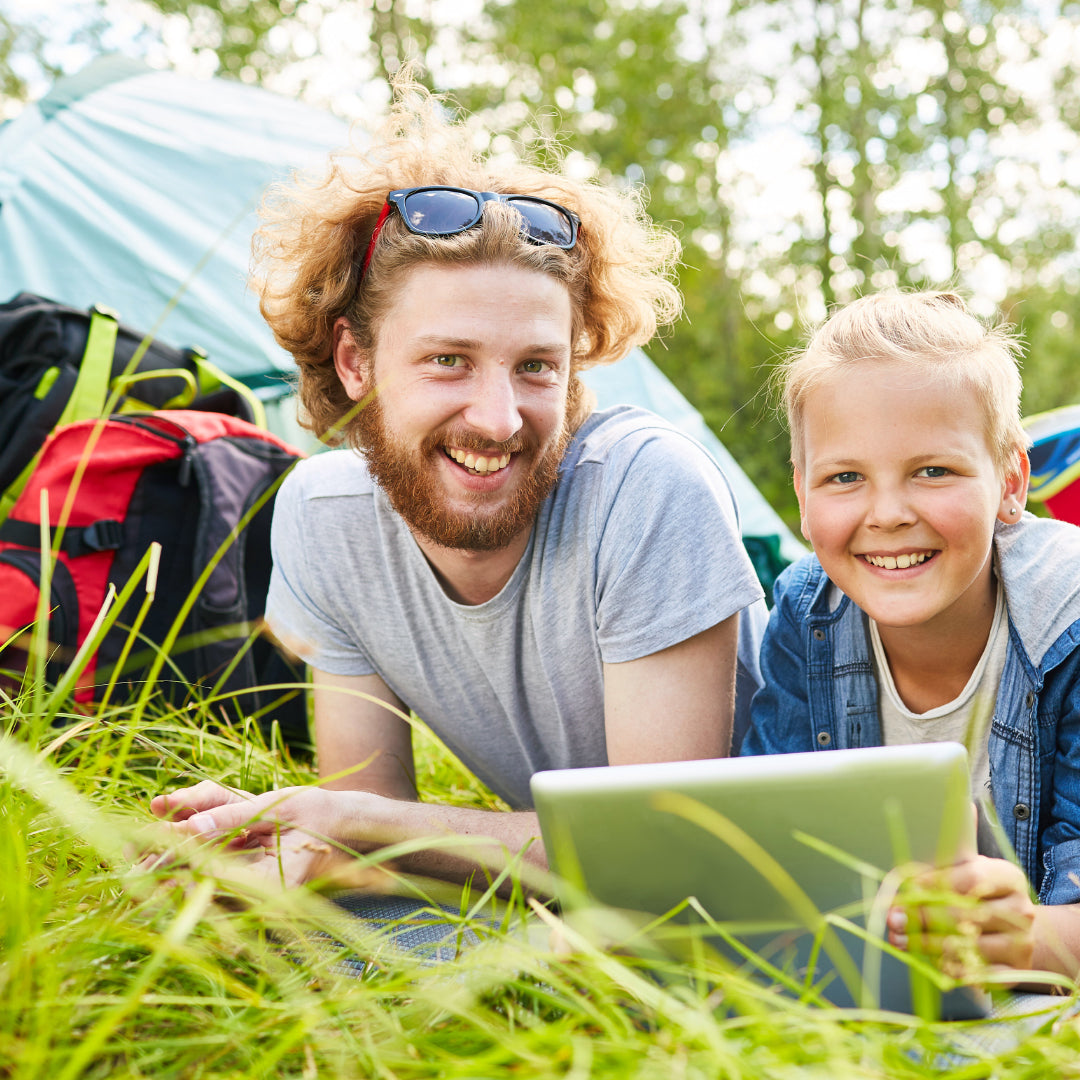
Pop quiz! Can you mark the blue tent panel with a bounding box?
[0,55,349,387]
[583,352,803,563]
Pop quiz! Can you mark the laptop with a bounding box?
[531,742,988,1018]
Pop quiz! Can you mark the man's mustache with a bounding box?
[424,429,531,456]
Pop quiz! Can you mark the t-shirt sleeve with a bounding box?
[592,430,765,663]
[264,465,377,676]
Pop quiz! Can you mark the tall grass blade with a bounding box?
[98,541,162,715]
[29,489,54,718]
[51,879,217,1080]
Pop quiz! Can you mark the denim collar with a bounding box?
[994,513,1080,669]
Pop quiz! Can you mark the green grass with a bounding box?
[2,657,1080,1077]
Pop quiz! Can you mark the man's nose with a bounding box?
[462,368,523,443]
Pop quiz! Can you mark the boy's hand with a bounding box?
[887,855,1036,977]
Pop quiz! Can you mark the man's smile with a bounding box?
[443,446,512,476]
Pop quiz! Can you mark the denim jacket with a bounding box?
[741,513,1080,905]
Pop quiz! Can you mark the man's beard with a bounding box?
[354,395,571,552]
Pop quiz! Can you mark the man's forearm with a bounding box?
[332,791,549,893]
[320,757,419,800]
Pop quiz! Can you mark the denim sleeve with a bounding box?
[740,561,818,757]
[1038,662,1080,905]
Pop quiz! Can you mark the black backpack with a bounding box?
[0,294,309,750]
[0,291,266,522]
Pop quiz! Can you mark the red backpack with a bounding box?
[0,410,307,744]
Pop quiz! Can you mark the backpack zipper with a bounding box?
[108,414,198,486]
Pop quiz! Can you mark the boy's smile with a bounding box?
[861,551,932,569]
[794,362,1026,642]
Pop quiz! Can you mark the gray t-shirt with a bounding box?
[266,405,767,808]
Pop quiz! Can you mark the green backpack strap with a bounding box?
[0,305,119,524]
[114,367,199,409]
[60,304,119,426]
[190,349,267,430]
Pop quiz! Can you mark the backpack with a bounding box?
[0,291,266,523]
[0,410,308,748]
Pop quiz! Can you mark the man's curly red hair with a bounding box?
[251,79,681,446]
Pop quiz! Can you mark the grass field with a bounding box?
[2,655,1080,1078]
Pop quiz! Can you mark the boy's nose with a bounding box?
[866,485,916,529]
[462,368,523,444]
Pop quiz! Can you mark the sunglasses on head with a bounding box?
[361,185,581,277]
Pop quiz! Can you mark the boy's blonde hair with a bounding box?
[251,78,681,446]
[780,291,1029,475]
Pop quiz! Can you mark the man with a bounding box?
[152,85,767,890]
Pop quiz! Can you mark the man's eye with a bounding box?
[434,355,463,368]
[830,471,861,485]
[521,360,546,374]
[917,466,949,478]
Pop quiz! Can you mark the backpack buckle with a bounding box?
[81,519,123,552]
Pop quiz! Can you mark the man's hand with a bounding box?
[887,855,1037,978]
[149,778,549,896]
[149,782,374,890]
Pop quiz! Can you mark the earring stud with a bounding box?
[1009,507,1018,515]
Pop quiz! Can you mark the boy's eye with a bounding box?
[916,466,949,478]
[829,471,862,485]
[520,360,547,374]
[434,355,464,368]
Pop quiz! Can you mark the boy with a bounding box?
[742,291,1080,981]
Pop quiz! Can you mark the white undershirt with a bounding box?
[871,583,1007,800]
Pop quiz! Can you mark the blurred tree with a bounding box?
[0,8,77,118]
[457,0,1079,524]
[1007,282,1080,417]
[135,0,310,81]
[773,0,1052,307]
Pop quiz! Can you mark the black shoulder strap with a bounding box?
[0,517,123,557]
[0,305,118,524]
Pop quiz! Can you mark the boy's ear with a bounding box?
[333,317,370,402]
[793,465,811,542]
[997,449,1031,524]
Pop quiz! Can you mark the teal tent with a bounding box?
[0,57,804,578]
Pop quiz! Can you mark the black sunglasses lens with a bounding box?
[507,198,575,246]
[402,189,482,234]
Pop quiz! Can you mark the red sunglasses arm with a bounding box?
[360,202,393,279]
